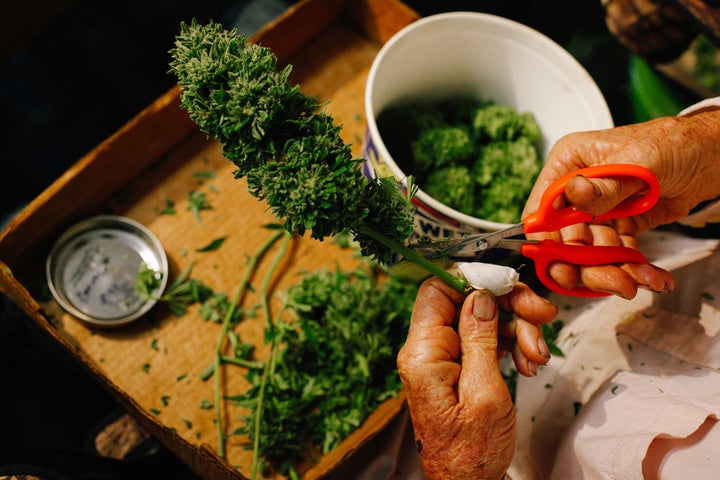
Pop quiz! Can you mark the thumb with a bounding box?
[456,290,509,405]
[565,174,649,216]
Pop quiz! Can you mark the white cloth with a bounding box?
[509,231,720,479]
[677,96,720,116]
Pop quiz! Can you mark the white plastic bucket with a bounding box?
[362,12,614,239]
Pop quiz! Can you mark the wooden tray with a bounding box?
[0,0,420,478]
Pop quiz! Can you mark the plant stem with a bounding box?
[251,334,276,480]
[220,355,265,370]
[212,229,285,459]
[199,357,266,380]
[251,231,293,480]
[259,231,293,330]
[357,226,469,292]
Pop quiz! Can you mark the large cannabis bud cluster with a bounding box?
[169,20,415,263]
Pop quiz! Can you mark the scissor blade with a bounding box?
[495,238,527,253]
[407,223,525,260]
[478,223,525,249]
[407,235,488,260]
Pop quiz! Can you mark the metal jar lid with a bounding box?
[46,215,168,327]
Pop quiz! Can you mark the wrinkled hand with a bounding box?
[397,277,557,480]
[522,108,720,298]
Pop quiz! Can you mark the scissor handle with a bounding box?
[521,240,648,297]
[524,164,660,233]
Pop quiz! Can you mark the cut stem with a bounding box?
[251,231,293,480]
[259,231,294,330]
[358,225,468,292]
[251,329,279,480]
[220,355,265,370]
[212,229,285,459]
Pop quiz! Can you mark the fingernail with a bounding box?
[528,360,538,376]
[642,284,671,294]
[473,291,496,322]
[538,336,551,359]
[603,289,629,299]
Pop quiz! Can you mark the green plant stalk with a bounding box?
[250,231,293,480]
[220,355,265,370]
[199,357,266,380]
[212,229,285,458]
[251,334,279,480]
[259,231,293,330]
[357,225,469,292]
[250,308,292,480]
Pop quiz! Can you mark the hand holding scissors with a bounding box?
[410,164,661,297]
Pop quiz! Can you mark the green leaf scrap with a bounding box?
[196,236,227,252]
[188,190,212,223]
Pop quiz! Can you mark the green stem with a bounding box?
[358,226,468,293]
[220,355,265,370]
[259,231,293,330]
[251,231,293,480]
[198,364,214,381]
[212,229,285,459]
[199,357,265,380]
[250,314,284,480]
[251,344,273,480]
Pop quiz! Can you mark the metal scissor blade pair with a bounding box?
[408,223,526,260]
[408,235,488,260]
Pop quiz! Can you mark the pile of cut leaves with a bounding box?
[138,228,417,479]
[232,266,417,475]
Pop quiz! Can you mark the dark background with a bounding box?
[0,0,675,478]
[0,0,633,223]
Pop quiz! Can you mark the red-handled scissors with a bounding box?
[409,164,660,297]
